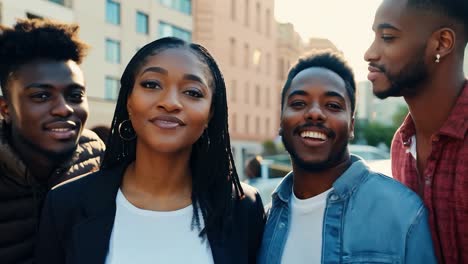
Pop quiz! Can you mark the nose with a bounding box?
[157,87,182,112]
[364,40,379,62]
[51,96,73,117]
[304,103,326,122]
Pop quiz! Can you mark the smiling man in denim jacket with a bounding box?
[258,51,436,264]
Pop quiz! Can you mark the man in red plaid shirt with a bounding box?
[364,0,467,263]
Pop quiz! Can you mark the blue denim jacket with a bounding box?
[258,155,436,264]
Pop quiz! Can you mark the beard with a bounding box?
[11,126,78,163]
[373,48,429,99]
[281,133,349,172]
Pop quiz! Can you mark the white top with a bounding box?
[410,135,417,159]
[105,189,214,264]
[281,188,332,264]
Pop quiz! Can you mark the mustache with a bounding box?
[43,118,80,127]
[369,62,387,73]
[293,122,336,138]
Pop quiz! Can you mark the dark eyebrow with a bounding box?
[183,74,207,86]
[324,91,346,101]
[25,83,85,90]
[377,23,400,31]
[141,66,168,75]
[25,83,54,90]
[288,90,346,101]
[287,90,308,99]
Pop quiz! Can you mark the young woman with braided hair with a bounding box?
[36,37,265,264]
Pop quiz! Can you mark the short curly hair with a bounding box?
[0,18,89,97]
[281,50,356,116]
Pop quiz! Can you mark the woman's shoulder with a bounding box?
[239,182,262,203]
[235,182,265,215]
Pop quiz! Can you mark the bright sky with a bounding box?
[274,0,382,82]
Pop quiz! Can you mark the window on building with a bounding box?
[230,80,237,102]
[244,0,249,26]
[245,115,250,133]
[265,9,271,37]
[255,85,260,105]
[245,82,250,104]
[244,43,249,68]
[105,76,120,100]
[106,0,120,25]
[278,58,285,80]
[159,21,191,41]
[229,37,236,66]
[265,118,270,135]
[105,38,121,63]
[231,0,236,20]
[266,87,270,108]
[255,2,261,33]
[48,0,65,5]
[232,113,237,132]
[180,0,192,14]
[256,116,260,134]
[160,0,191,15]
[266,53,271,74]
[253,49,261,72]
[136,11,149,34]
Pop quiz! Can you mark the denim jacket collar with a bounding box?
[272,155,367,204]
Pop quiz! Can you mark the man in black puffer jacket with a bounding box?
[0,19,105,264]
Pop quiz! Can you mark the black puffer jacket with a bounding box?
[0,124,105,264]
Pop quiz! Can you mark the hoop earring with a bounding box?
[435,54,440,63]
[118,119,136,141]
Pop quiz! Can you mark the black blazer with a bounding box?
[35,164,265,264]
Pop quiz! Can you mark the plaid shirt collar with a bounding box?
[398,80,468,145]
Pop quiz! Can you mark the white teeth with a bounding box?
[50,128,71,132]
[300,131,327,140]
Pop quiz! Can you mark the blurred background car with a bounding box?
[349,144,391,177]
[349,144,390,161]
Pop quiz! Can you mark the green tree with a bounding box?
[392,104,409,127]
[262,140,278,155]
[362,122,395,147]
[353,104,409,147]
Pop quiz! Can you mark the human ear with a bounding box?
[429,27,456,61]
[0,96,11,124]
[349,117,355,141]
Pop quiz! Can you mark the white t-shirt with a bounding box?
[105,189,214,264]
[281,188,332,264]
[410,135,417,159]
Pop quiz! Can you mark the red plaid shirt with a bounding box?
[391,81,468,264]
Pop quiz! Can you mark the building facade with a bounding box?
[304,37,340,53]
[0,0,193,128]
[193,0,278,178]
[276,23,303,84]
[356,80,406,126]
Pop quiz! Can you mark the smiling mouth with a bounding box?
[300,131,327,141]
[46,127,77,140]
[154,120,181,129]
[50,128,72,132]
